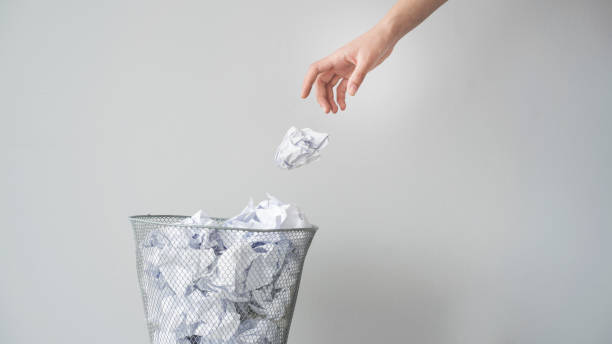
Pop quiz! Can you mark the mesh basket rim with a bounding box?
[129,214,318,233]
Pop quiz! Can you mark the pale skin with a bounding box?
[301,0,447,113]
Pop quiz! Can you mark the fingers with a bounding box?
[314,71,341,114]
[347,62,369,96]
[336,78,348,111]
[326,75,342,114]
[315,74,331,113]
[301,58,334,98]
[302,54,357,112]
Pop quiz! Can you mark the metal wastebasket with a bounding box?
[130,215,317,344]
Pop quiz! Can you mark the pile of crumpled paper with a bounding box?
[140,194,311,344]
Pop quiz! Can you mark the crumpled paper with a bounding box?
[224,194,310,230]
[274,126,329,170]
[140,194,311,344]
[234,319,281,344]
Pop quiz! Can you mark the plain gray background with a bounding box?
[2,0,611,343]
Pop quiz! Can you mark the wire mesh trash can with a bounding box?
[130,215,317,344]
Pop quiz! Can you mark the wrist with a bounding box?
[374,17,404,47]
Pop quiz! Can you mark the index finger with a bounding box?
[301,58,334,98]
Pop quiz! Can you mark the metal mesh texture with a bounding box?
[130,215,317,344]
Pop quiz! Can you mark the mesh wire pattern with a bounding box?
[130,215,317,344]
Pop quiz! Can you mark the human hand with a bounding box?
[300,0,447,114]
[300,24,397,114]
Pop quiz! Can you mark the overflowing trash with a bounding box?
[274,127,329,170]
[137,194,314,344]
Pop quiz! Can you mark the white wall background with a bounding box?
[2,0,611,343]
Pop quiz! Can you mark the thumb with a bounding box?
[347,62,369,96]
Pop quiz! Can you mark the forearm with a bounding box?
[375,0,447,45]
[301,0,447,111]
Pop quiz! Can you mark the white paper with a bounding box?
[245,240,291,291]
[193,298,240,341]
[274,126,329,170]
[209,241,259,296]
[223,194,310,230]
[234,319,280,344]
[140,194,312,342]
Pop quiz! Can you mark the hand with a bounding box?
[300,0,447,114]
[300,24,396,114]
